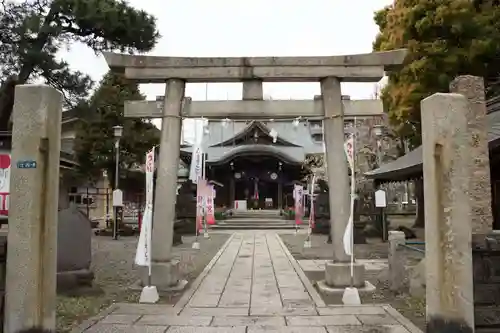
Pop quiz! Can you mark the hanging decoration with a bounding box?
[269,128,278,143]
[221,118,231,128]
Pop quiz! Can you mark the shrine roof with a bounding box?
[365,97,500,182]
[180,120,324,163]
[205,145,306,164]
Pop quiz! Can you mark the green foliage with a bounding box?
[73,71,159,186]
[0,0,159,129]
[373,0,500,147]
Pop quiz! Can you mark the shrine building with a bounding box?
[180,119,328,210]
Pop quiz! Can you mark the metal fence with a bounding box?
[68,187,144,227]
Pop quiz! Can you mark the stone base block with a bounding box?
[139,261,182,291]
[317,279,376,295]
[130,278,188,292]
[325,262,365,288]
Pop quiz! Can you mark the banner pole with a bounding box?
[350,118,357,287]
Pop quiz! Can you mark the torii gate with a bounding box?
[104,49,407,290]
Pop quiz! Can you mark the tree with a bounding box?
[373,0,500,146]
[0,0,159,130]
[73,71,160,187]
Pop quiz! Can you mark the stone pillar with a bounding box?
[388,231,406,292]
[242,79,263,100]
[321,77,365,288]
[147,79,185,290]
[449,76,492,236]
[321,77,349,262]
[5,85,62,333]
[421,93,475,332]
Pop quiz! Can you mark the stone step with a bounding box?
[230,215,283,220]
[224,218,288,224]
[216,223,294,228]
[210,224,299,230]
[231,210,282,218]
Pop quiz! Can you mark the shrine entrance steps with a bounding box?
[210,217,298,230]
[231,209,282,219]
[211,209,299,230]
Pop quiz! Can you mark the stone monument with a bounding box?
[421,92,477,332]
[4,85,62,333]
[56,205,94,291]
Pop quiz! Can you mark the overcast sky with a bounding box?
[59,0,393,142]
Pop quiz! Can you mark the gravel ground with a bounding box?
[280,233,426,331]
[56,232,230,332]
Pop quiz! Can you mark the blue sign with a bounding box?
[17,160,37,169]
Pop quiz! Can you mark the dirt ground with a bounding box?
[56,232,230,332]
[280,233,426,331]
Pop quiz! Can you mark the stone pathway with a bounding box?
[75,232,422,333]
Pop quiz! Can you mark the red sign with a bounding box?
[0,193,9,216]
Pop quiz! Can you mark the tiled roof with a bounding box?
[181,120,324,162]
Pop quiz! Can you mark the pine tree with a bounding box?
[0,0,159,129]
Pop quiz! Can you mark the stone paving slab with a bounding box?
[326,326,411,333]
[179,307,249,316]
[250,306,318,316]
[168,327,246,333]
[317,305,387,316]
[100,314,141,325]
[76,231,422,333]
[84,324,168,333]
[286,315,361,326]
[298,259,388,272]
[211,315,286,326]
[248,328,328,333]
[136,315,213,326]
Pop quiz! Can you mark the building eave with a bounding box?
[207,144,304,166]
[365,97,500,183]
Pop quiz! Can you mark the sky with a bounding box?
[59,0,393,142]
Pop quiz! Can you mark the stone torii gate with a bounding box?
[104,49,407,290]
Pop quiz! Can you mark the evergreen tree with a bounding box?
[373,0,500,146]
[73,72,159,186]
[0,0,159,129]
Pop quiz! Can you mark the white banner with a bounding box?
[189,143,204,184]
[342,191,355,256]
[344,135,354,170]
[343,135,356,256]
[135,205,152,267]
[135,147,155,268]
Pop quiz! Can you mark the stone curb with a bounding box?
[70,303,119,333]
[275,233,326,307]
[383,304,423,333]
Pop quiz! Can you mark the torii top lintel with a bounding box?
[103,49,407,84]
